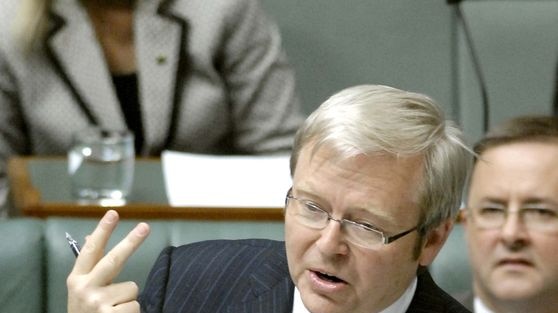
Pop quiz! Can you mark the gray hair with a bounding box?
[290,85,471,233]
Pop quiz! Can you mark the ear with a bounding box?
[417,219,453,266]
[459,207,469,227]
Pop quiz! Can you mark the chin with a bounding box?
[301,295,347,313]
[490,283,542,301]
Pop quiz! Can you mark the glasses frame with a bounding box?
[284,188,418,248]
[466,206,558,232]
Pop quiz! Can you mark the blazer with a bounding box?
[0,0,303,212]
[139,239,471,313]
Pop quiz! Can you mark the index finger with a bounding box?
[72,210,120,275]
[88,222,150,286]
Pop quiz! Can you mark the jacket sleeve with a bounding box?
[139,246,174,313]
[219,0,304,153]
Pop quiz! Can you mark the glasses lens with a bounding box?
[288,197,328,229]
[472,207,506,229]
[287,196,385,249]
[471,207,558,232]
[523,208,558,232]
[343,222,384,249]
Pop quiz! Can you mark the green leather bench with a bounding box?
[456,1,558,141]
[260,0,456,118]
[261,0,558,138]
[0,217,284,313]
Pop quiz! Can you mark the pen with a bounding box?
[65,232,81,257]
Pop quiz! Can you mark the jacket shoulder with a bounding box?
[140,239,290,313]
[407,270,472,313]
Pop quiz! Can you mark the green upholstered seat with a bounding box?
[0,217,284,313]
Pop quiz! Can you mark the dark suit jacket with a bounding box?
[453,291,475,312]
[139,239,470,313]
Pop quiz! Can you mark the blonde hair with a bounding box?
[12,0,51,52]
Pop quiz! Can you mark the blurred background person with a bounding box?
[461,116,558,313]
[0,0,304,216]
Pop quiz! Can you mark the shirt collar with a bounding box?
[474,297,496,313]
[292,277,418,313]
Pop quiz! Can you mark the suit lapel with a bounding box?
[407,270,445,313]
[135,0,187,153]
[230,276,294,313]
[46,0,125,129]
[226,246,294,313]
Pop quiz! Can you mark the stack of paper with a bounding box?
[162,151,292,208]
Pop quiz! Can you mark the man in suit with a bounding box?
[460,116,558,313]
[67,84,472,313]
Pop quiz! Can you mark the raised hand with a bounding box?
[67,210,150,313]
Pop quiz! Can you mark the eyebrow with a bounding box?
[522,198,558,207]
[473,197,558,208]
[472,198,505,206]
[348,206,397,227]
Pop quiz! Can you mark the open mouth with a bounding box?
[314,270,345,284]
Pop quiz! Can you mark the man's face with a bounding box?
[285,145,445,313]
[465,142,558,306]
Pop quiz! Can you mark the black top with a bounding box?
[112,73,144,153]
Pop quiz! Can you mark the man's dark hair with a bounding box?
[474,115,558,157]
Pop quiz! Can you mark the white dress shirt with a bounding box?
[292,277,418,313]
[474,297,495,313]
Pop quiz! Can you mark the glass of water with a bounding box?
[68,127,135,206]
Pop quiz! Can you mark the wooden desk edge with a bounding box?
[8,156,285,221]
[7,157,42,212]
[24,203,285,221]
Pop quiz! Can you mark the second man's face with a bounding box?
[465,142,558,306]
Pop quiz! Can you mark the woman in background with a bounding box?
[0,0,304,216]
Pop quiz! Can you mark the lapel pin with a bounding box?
[156,55,167,65]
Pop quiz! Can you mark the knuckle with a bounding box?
[66,275,77,289]
[84,291,103,309]
[66,275,87,295]
[105,251,121,267]
[83,239,97,254]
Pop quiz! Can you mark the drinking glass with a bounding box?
[68,127,135,206]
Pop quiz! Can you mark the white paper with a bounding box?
[162,151,292,208]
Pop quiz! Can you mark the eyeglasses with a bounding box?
[468,205,558,232]
[285,188,418,249]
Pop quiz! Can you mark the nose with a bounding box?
[315,218,349,256]
[500,210,529,250]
